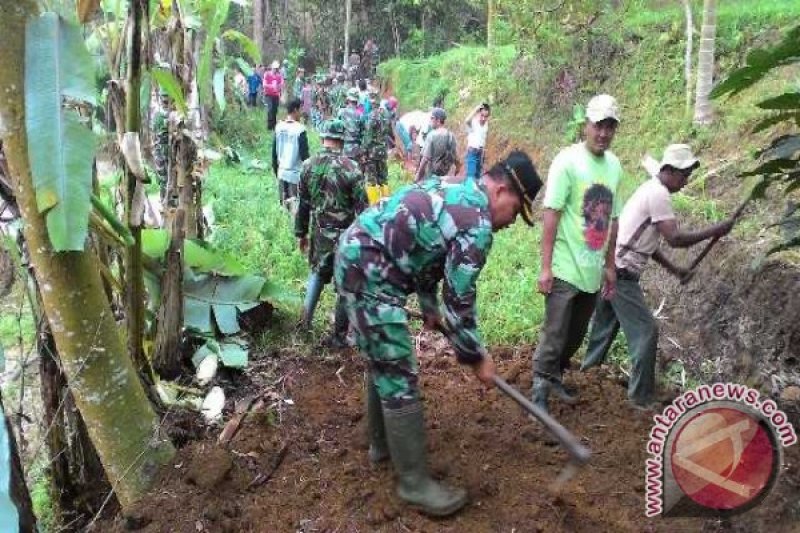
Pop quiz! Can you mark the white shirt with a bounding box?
[274,119,306,184]
[615,177,676,274]
[466,116,488,149]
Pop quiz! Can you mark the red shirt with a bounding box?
[263,71,283,97]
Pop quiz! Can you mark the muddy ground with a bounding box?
[103,328,800,533]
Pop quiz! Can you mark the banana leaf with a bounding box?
[25,13,97,252]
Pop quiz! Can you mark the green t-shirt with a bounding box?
[543,142,623,293]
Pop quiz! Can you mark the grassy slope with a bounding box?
[375,0,800,351]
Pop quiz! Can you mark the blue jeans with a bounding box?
[465,148,483,180]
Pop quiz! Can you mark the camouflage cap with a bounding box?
[346,87,360,102]
[320,119,346,141]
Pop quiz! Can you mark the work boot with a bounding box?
[321,299,350,350]
[383,401,468,517]
[532,376,551,413]
[300,272,324,331]
[365,373,389,463]
[551,380,579,405]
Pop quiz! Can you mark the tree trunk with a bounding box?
[344,0,351,68]
[487,0,494,48]
[152,208,185,378]
[124,0,148,376]
[0,0,175,510]
[39,296,111,522]
[2,389,37,533]
[253,0,264,63]
[683,0,694,116]
[693,0,716,125]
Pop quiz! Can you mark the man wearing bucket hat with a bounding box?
[337,88,365,161]
[295,119,367,346]
[581,144,734,409]
[334,150,542,517]
[532,94,624,413]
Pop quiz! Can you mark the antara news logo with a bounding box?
[645,383,797,518]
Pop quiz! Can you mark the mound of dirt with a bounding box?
[642,241,800,417]
[102,337,800,532]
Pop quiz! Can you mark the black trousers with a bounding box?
[266,95,279,130]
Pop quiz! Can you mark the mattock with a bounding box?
[679,195,753,285]
[491,374,591,491]
[410,308,592,489]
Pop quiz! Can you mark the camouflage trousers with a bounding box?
[338,290,419,409]
[363,156,388,186]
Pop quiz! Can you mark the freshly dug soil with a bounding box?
[103,336,800,532]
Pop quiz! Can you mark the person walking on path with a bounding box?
[296,119,367,346]
[293,67,305,101]
[361,88,393,197]
[334,151,542,517]
[338,88,364,162]
[415,107,460,181]
[263,61,284,130]
[464,103,491,180]
[532,94,623,413]
[272,99,310,208]
[581,144,734,409]
[247,65,263,107]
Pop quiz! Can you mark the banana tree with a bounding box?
[0,4,174,510]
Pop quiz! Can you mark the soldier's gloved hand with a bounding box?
[297,236,308,254]
[472,353,495,388]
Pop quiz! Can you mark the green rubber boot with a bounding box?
[383,401,468,517]
[365,373,389,463]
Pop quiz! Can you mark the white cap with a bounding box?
[660,144,699,170]
[271,60,280,69]
[586,94,620,123]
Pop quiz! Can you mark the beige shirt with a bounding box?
[615,178,675,274]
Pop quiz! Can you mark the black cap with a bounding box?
[501,150,542,226]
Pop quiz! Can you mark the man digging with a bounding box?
[581,144,734,409]
[335,151,542,516]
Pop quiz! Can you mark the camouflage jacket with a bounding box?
[337,179,493,363]
[337,106,364,146]
[295,147,367,272]
[361,107,392,159]
[328,85,346,112]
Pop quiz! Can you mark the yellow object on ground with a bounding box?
[366,183,382,205]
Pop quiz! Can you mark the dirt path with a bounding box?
[106,332,799,533]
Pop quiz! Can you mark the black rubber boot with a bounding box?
[551,380,579,405]
[532,375,551,413]
[365,373,389,463]
[382,401,468,517]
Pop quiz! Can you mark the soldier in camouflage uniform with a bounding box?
[327,74,347,117]
[151,90,171,197]
[337,88,364,162]
[361,88,392,188]
[334,150,543,517]
[295,119,367,346]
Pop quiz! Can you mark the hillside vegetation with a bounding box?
[378,0,800,379]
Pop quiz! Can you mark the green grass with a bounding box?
[205,139,547,348]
